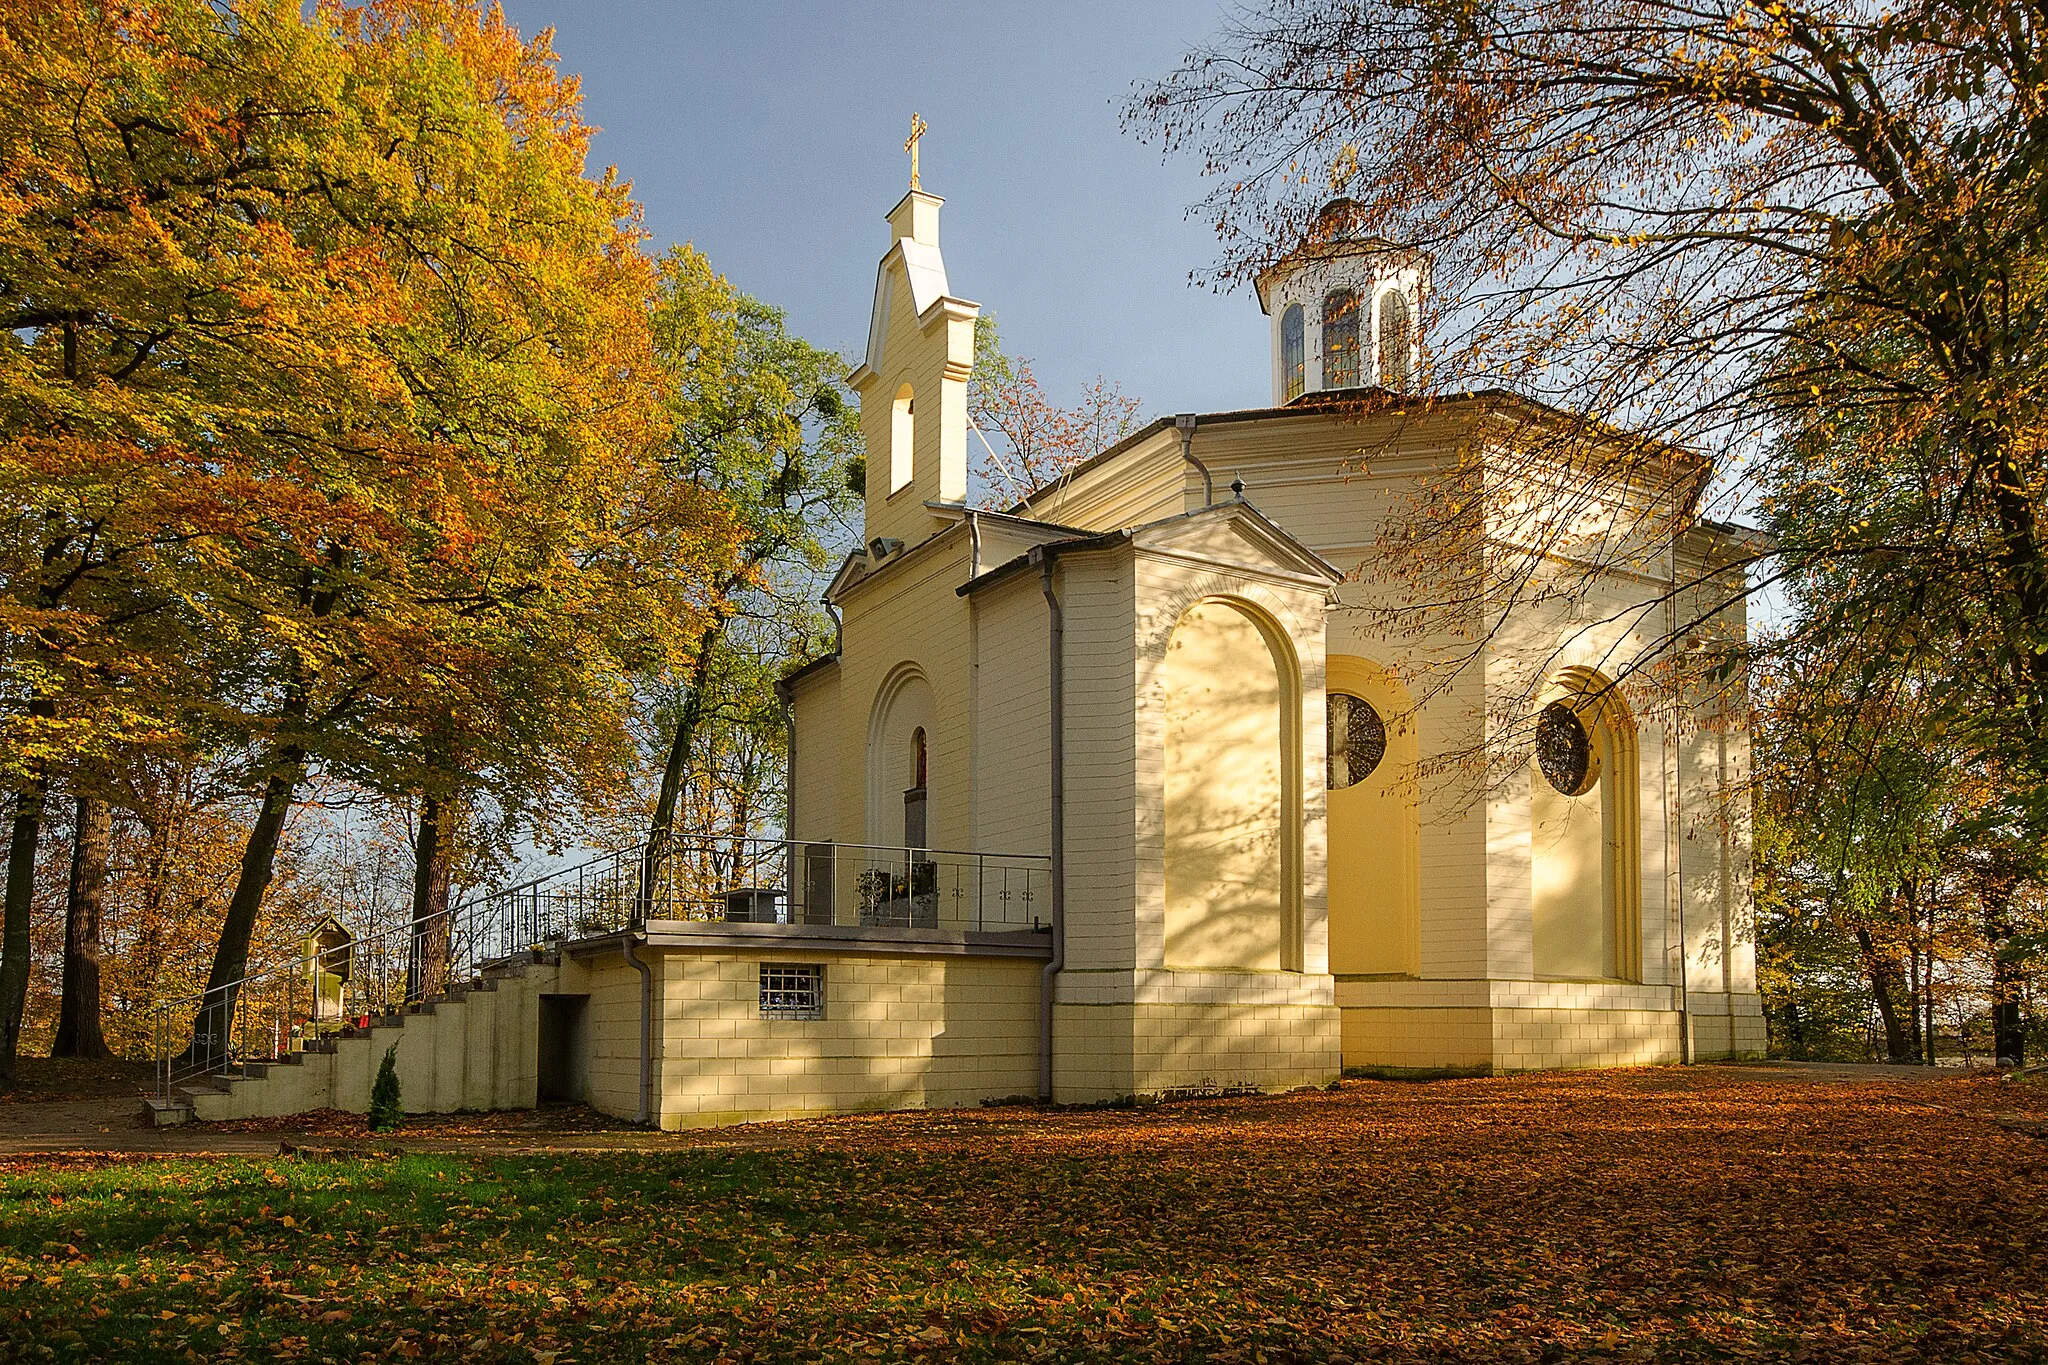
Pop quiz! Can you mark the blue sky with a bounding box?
[495,0,1269,418]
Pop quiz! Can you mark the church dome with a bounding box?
[1255,209,1429,404]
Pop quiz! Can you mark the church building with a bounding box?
[165,153,1765,1133]
[778,168,1766,1101]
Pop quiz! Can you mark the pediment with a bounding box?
[824,547,873,601]
[1129,502,1342,587]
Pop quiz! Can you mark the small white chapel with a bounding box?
[779,156,1766,1100]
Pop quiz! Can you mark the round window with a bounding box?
[1535,701,1596,796]
[1327,692,1387,789]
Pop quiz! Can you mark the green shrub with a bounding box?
[368,1043,402,1132]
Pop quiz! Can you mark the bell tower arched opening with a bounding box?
[889,384,915,494]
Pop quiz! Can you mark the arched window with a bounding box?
[1280,304,1306,401]
[1322,289,1361,389]
[1377,290,1411,389]
[1325,659,1421,978]
[1326,693,1386,790]
[890,384,915,494]
[1531,679,1641,982]
[910,727,928,789]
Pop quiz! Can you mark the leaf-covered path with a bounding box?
[3,1068,2044,1362]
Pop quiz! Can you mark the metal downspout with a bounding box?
[620,935,653,1125]
[1175,413,1214,507]
[1670,526,1692,1065]
[775,678,798,918]
[1034,545,1066,1103]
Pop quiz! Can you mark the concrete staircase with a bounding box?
[150,952,553,1126]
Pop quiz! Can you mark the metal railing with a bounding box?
[153,834,1050,1101]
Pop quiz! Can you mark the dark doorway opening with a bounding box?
[537,994,591,1103]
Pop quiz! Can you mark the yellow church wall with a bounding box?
[1054,550,1142,973]
[787,664,842,845]
[1130,553,1331,981]
[1341,1006,1682,1072]
[1055,1002,1339,1102]
[1156,409,1498,995]
[555,951,655,1123]
[1115,403,1765,1073]
[1487,576,1661,984]
[964,566,1052,858]
[646,948,1041,1129]
[1018,425,1189,530]
[1530,755,1610,978]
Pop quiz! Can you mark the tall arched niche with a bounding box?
[1530,668,1641,980]
[865,664,936,849]
[1325,655,1420,976]
[1161,597,1301,970]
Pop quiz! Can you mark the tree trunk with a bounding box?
[1855,926,1914,1064]
[1986,895,2027,1067]
[644,619,725,920]
[650,620,723,841]
[407,792,453,1004]
[186,750,304,1069]
[0,777,49,1089]
[51,793,111,1059]
[1905,940,1925,1064]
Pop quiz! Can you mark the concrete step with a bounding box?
[143,1096,193,1128]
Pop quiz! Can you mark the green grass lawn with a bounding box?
[3,1070,2046,1362]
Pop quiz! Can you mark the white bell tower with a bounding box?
[845,115,980,549]
[1255,200,1428,405]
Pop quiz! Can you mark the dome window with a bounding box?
[1322,289,1361,388]
[1378,289,1412,389]
[1280,304,1305,401]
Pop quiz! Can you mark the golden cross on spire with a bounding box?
[904,112,929,190]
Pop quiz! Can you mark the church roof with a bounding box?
[1007,386,1713,522]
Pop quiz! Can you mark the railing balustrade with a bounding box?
[152,835,1049,1102]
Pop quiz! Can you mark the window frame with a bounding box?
[1280,303,1306,400]
[759,963,826,1021]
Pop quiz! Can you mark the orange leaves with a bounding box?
[969,316,1145,506]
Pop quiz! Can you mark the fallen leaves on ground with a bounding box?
[199,1102,640,1139]
[0,1056,157,1105]
[1,1067,2044,1362]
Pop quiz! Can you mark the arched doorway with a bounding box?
[1325,655,1420,976]
[1530,671,1641,980]
[1162,598,1299,970]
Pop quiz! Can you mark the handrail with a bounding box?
[154,832,1051,1101]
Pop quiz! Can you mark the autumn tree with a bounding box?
[0,0,413,1083]
[969,315,1143,507]
[0,1,732,1073]
[1757,389,2047,1063]
[173,0,723,1037]
[1129,0,2048,757]
[642,246,860,857]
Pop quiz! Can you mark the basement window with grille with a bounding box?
[759,964,825,1020]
